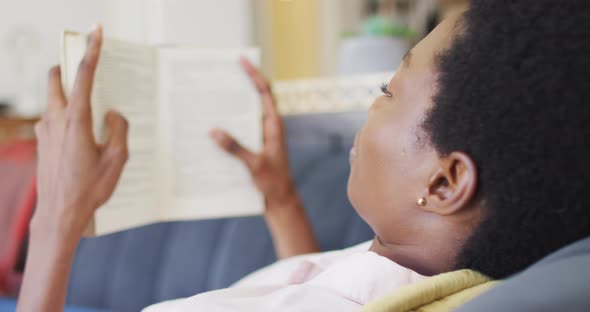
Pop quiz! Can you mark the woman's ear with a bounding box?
[421,151,478,216]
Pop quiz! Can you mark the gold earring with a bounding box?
[417,197,427,206]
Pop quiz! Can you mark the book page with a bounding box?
[61,32,160,235]
[158,47,263,220]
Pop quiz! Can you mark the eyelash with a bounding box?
[380,82,392,97]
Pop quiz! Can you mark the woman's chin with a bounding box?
[346,176,355,206]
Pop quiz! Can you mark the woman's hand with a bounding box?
[210,60,319,258]
[32,25,128,239]
[17,25,128,312]
[209,58,295,209]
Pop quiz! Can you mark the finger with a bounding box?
[46,66,66,114]
[96,160,126,208]
[69,24,103,121]
[263,116,285,150]
[101,110,129,159]
[209,128,257,169]
[239,57,284,146]
[239,57,279,119]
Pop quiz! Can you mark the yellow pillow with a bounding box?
[361,269,499,312]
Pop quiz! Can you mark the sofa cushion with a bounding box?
[0,297,107,312]
[457,236,590,312]
[66,113,373,311]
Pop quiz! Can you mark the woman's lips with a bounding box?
[350,132,360,164]
[350,147,357,163]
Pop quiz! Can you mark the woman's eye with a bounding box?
[380,82,392,97]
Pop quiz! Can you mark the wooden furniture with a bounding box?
[0,116,39,144]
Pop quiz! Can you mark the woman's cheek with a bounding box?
[348,129,380,220]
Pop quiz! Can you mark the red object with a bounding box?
[0,140,37,296]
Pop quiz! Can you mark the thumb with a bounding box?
[209,128,257,169]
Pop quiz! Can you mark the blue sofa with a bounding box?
[0,113,373,312]
[2,113,590,311]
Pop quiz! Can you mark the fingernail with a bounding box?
[106,109,119,121]
[239,57,249,66]
[209,129,223,141]
[89,26,96,41]
[91,23,99,33]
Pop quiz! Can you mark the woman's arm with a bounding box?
[264,192,320,259]
[210,60,319,259]
[17,25,130,312]
[17,223,80,311]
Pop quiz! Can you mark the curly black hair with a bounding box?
[423,0,590,279]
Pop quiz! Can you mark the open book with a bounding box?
[60,31,263,236]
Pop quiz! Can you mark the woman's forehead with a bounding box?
[386,14,463,104]
[406,14,462,71]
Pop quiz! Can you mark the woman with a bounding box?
[17,0,590,310]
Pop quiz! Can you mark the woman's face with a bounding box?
[347,16,467,274]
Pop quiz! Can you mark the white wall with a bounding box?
[0,0,254,116]
[149,0,253,46]
[0,0,104,115]
[104,0,253,46]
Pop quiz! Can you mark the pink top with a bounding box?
[143,240,425,311]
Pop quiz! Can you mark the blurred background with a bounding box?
[0,0,468,142]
